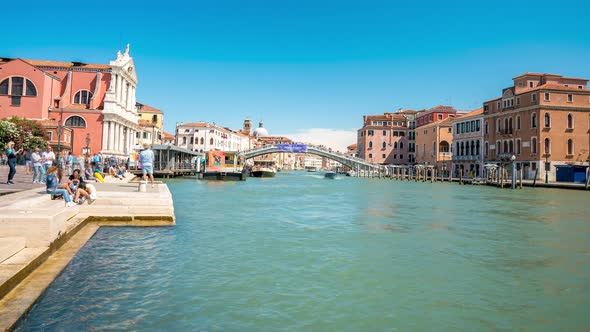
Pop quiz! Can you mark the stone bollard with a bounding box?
[138,181,147,192]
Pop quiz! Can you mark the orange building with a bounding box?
[483,73,590,182]
[415,117,454,172]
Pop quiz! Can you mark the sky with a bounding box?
[3,0,590,151]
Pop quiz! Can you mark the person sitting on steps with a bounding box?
[46,166,77,207]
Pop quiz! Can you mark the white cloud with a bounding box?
[277,128,357,153]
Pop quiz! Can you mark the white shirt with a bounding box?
[42,151,55,165]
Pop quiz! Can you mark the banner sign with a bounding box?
[278,144,307,153]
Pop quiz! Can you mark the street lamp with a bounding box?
[511,155,516,189]
[85,133,91,160]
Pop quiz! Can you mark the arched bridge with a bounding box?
[238,144,383,172]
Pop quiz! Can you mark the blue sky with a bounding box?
[3,0,590,150]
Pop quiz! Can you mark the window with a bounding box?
[382,130,386,136]
[393,142,397,149]
[368,153,372,159]
[11,96,21,106]
[456,124,460,134]
[25,80,37,96]
[438,114,443,120]
[476,140,480,155]
[74,90,93,105]
[567,139,573,155]
[544,138,551,154]
[485,142,489,156]
[496,119,501,133]
[516,115,521,130]
[152,114,158,122]
[516,97,520,105]
[531,113,537,128]
[143,132,148,139]
[567,94,573,103]
[382,142,386,149]
[544,92,550,101]
[368,141,373,149]
[11,77,23,96]
[200,137,204,144]
[496,140,501,154]
[182,137,187,144]
[382,154,386,159]
[400,154,403,160]
[567,113,573,129]
[368,130,374,136]
[531,137,537,154]
[516,139,521,155]
[0,79,8,95]
[460,142,464,156]
[476,120,480,131]
[509,140,513,153]
[485,121,488,135]
[544,113,551,128]
[400,142,404,149]
[135,132,140,138]
[210,138,213,145]
[529,81,534,88]
[504,141,508,154]
[65,116,86,128]
[190,137,194,144]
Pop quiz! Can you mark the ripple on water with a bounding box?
[14,173,590,332]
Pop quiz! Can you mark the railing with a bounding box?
[439,152,452,158]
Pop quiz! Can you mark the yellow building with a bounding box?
[135,102,164,146]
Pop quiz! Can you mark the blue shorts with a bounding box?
[142,166,154,175]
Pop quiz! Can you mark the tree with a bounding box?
[0,120,19,150]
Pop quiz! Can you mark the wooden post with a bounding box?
[500,164,504,189]
[459,167,463,185]
[532,167,539,187]
[519,167,523,189]
[449,165,452,183]
[431,168,434,183]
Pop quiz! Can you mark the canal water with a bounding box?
[15,172,590,331]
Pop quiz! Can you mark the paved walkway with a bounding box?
[0,165,44,196]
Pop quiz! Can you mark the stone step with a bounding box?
[0,207,80,247]
[0,238,26,263]
[81,205,174,215]
[1,247,47,266]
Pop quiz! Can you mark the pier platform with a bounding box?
[0,181,175,331]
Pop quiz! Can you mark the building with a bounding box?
[399,109,419,163]
[451,108,484,177]
[257,135,296,169]
[415,105,458,128]
[357,112,409,164]
[162,131,175,145]
[347,144,357,157]
[483,73,590,182]
[135,102,163,146]
[175,122,250,152]
[38,119,74,154]
[0,45,139,158]
[415,117,454,172]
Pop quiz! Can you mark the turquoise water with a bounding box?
[15,172,590,331]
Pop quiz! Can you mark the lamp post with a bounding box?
[544,153,550,184]
[56,108,64,181]
[85,133,91,161]
[511,155,516,189]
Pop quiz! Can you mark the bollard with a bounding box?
[138,181,147,192]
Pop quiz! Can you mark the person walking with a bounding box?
[25,149,32,175]
[5,141,23,185]
[41,146,55,182]
[31,148,44,183]
[139,142,155,188]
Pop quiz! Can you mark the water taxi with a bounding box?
[251,160,277,178]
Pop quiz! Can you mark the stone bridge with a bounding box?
[238,144,383,174]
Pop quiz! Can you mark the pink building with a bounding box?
[415,105,458,128]
[0,46,139,158]
[357,112,409,164]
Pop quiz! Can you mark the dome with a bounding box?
[253,120,268,137]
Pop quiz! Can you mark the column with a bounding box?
[126,84,132,110]
[114,123,120,153]
[120,125,125,153]
[117,75,122,104]
[102,122,108,152]
[107,122,113,151]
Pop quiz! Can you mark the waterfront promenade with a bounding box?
[0,176,176,331]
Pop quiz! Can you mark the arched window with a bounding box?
[382,142,386,149]
[456,142,460,155]
[460,142,464,156]
[516,139,521,155]
[210,137,214,145]
[509,140,514,153]
[544,113,551,128]
[0,77,37,96]
[64,116,86,128]
[439,141,449,153]
[470,141,475,155]
[508,118,513,132]
[200,137,204,144]
[74,90,93,105]
[504,118,509,133]
[531,113,537,128]
[368,141,373,148]
[484,121,488,135]
[476,140,480,155]
[544,138,550,154]
[393,142,397,149]
[497,119,501,132]
[503,141,508,154]
[567,139,573,155]
[531,137,537,154]
[399,142,403,149]
[567,113,574,129]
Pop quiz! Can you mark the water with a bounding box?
[15,172,590,331]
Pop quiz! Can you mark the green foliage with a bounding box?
[1,117,49,151]
[0,120,19,150]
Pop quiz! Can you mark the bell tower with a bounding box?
[243,119,252,134]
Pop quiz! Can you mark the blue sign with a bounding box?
[277,144,307,153]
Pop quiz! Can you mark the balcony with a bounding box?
[439,152,452,159]
[499,128,513,136]
[453,155,479,161]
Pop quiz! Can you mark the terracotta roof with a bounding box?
[162,131,175,139]
[397,109,417,114]
[136,102,163,114]
[453,108,483,120]
[23,59,111,70]
[178,122,209,127]
[429,105,456,111]
[63,104,91,110]
[347,144,357,149]
[485,83,589,103]
[37,119,59,126]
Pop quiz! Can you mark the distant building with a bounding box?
[483,72,590,182]
[357,112,409,164]
[175,122,250,152]
[162,131,175,145]
[415,105,458,128]
[451,108,484,177]
[415,117,454,171]
[135,102,163,146]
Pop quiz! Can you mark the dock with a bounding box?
[0,181,175,331]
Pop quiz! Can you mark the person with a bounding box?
[24,149,32,175]
[41,146,55,182]
[77,182,96,205]
[31,148,44,183]
[65,152,75,176]
[139,142,155,188]
[5,141,23,185]
[84,165,94,180]
[108,164,122,179]
[78,154,86,172]
[45,166,77,207]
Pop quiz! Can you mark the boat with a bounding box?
[251,160,277,178]
[345,170,355,177]
[306,166,318,172]
[199,151,249,181]
[324,171,338,179]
